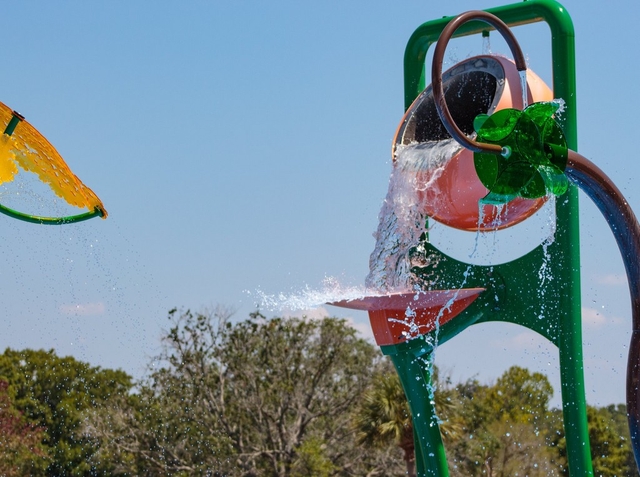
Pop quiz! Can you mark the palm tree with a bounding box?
[353,370,416,476]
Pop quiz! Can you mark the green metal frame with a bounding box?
[0,203,105,224]
[381,1,590,475]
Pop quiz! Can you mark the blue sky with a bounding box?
[0,0,636,407]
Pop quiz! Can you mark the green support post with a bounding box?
[391,350,449,476]
[388,1,592,475]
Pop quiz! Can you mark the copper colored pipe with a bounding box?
[431,11,527,154]
[565,150,640,464]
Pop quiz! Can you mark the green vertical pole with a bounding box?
[544,7,593,475]
[389,348,449,476]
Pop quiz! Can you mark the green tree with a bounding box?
[83,372,235,476]
[0,348,132,476]
[602,404,637,475]
[0,378,48,476]
[85,308,393,476]
[549,404,636,477]
[486,366,554,425]
[448,366,561,477]
[587,406,632,477]
[353,367,415,476]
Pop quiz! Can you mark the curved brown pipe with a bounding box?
[566,151,640,465]
[431,11,527,154]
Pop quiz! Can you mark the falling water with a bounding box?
[365,139,462,293]
[519,69,529,109]
[482,31,491,55]
[536,195,557,321]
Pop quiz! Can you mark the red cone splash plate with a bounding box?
[330,288,484,346]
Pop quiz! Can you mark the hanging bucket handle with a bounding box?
[431,10,527,155]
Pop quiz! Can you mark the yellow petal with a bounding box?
[0,135,18,184]
[0,101,107,217]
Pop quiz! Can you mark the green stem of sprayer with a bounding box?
[390,352,449,477]
[0,203,105,224]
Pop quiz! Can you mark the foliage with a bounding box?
[355,364,588,476]
[2,311,636,477]
[552,404,636,477]
[352,365,415,476]
[0,378,49,476]
[425,366,560,477]
[85,308,395,476]
[602,404,637,475]
[0,348,132,476]
[355,363,637,477]
[587,405,633,477]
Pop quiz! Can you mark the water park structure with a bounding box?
[332,1,640,475]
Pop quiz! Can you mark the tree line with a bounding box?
[0,309,636,476]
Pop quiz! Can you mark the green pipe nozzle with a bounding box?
[473,101,568,204]
[3,111,24,136]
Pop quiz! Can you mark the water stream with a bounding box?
[258,127,558,332]
[519,70,529,109]
[365,139,462,293]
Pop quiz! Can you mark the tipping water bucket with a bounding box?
[393,55,553,231]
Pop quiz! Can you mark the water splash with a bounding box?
[390,306,420,341]
[366,139,462,293]
[252,276,367,312]
[552,98,566,120]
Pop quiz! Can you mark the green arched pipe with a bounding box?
[0,203,105,225]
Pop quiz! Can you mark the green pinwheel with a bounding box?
[473,101,568,205]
